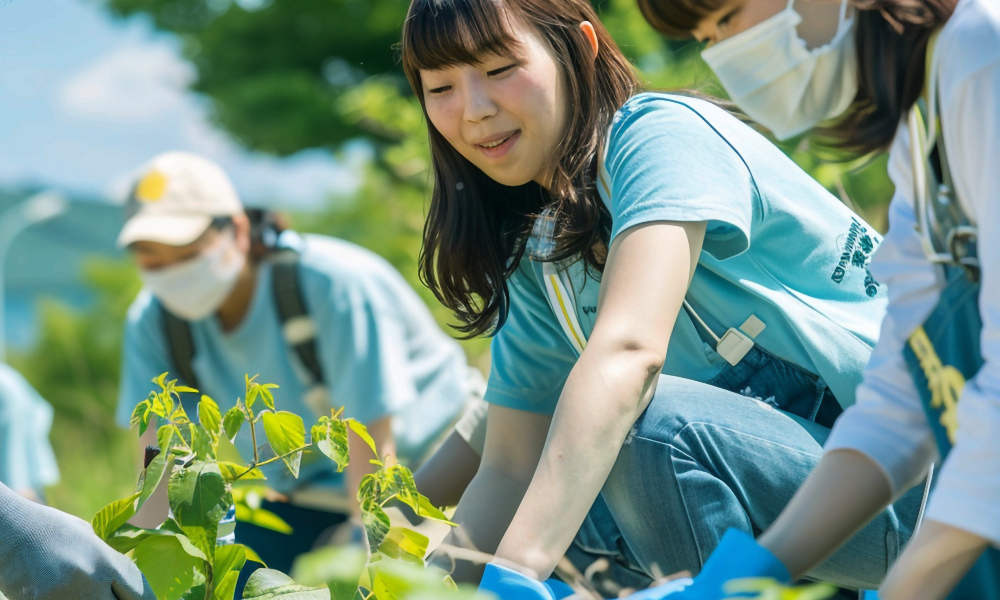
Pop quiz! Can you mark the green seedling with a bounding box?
[93,373,473,600]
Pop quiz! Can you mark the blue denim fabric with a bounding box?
[569,354,923,594]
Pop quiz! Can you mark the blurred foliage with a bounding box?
[10,258,142,518]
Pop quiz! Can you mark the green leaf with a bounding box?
[369,557,455,600]
[191,424,217,461]
[380,527,429,561]
[158,423,177,453]
[244,545,268,567]
[290,546,367,600]
[312,420,349,472]
[168,460,230,562]
[134,535,206,600]
[346,419,378,457]
[415,495,456,526]
[246,386,260,410]
[261,411,305,478]
[218,461,265,482]
[224,406,246,441]
[199,395,223,437]
[235,504,293,534]
[105,524,170,554]
[130,400,152,435]
[241,569,330,600]
[362,501,391,552]
[212,545,248,600]
[91,492,141,540]
[136,449,169,511]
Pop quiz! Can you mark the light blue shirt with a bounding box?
[485,93,886,416]
[117,232,471,492]
[0,363,59,492]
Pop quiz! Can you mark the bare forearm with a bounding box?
[414,431,482,508]
[759,449,893,578]
[880,519,989,600]
[434,463,534,582]
[494,345,659,579]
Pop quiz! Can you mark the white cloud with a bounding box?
[57,43,195,121]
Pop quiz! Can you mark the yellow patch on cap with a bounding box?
[135,170,168,203]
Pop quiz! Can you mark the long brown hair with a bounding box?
[636,0,954,154]
[401,0,639,337]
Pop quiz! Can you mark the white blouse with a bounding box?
[825,0,1000,546]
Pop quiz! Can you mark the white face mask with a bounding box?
[141,230,246,321]
[701,0,857,140]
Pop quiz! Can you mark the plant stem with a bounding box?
[248,409,259,465]
[171,423,190,451]
[231,445,311,482]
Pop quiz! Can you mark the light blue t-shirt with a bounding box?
[485,93,887,415]
[0,363,59,493]
[117,232,471,492]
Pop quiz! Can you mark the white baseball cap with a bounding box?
[117,151,244,248]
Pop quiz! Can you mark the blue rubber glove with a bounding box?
[478,563,578,600]
[479,563,555,600]
[625,529,791,599]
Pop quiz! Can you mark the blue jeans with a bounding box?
[573,367,924,592]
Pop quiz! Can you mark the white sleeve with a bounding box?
[922,63,1000,546]
[823,124,941,497]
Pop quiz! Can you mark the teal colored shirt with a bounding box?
[485,93,886,415]
[117,232,471,492]
[0,363,59,493]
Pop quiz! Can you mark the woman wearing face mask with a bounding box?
[636,0,1000,599]
[396,1,929,598]
[115,151,483,584]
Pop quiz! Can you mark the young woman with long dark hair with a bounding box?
[634,0,1000,598]
[398,1,927,598]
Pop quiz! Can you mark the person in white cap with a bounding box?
[115,151,484,584]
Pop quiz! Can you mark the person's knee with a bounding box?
[628,375,714,447]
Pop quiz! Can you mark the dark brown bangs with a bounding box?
[402,0,521,73]
[637,0,728,38]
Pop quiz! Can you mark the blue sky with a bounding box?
[0,0,364,208]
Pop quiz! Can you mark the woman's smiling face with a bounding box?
[419,20,567,189]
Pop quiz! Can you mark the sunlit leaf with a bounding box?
[212,545,248,600]
[223,406,246,441]
[136,448,169,511]
[346,419,378,457]
[291,545,367,600]
[241,569,329,600]
[130,400,152,435]
[218,461,265,482]
[198,395,223,437]
[235,503,293,534]
[261,411,305,478]
[91,492,141,540]
[168,460,230,561]
[380,527,429,561]
[362,501,391,551]
[133,535,205,600]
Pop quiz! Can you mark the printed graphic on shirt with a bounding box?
[832,218,881,298]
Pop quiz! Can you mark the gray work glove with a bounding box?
[0,483,157,600]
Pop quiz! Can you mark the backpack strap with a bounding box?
[161,307,201,392]
[270,248,325,386]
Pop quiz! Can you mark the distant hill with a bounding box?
[0,188,125,347]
